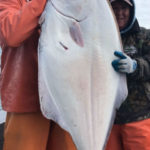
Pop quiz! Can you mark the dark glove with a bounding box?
[112,51,137,74]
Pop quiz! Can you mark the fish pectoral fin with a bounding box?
[69,22,84,47]
[39,10,46,25]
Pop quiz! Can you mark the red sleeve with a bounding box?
[0,0,46,47]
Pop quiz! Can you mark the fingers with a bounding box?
[112,59,120,71]
[117,64,127,69]
[119,58,128,64]
[114,51,127,59]
[117,68,127,73]
[112,59,127,72]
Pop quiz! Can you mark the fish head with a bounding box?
[50,0,92,21]
[46,0,92,47]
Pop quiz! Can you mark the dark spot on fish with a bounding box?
[59,42,68,50]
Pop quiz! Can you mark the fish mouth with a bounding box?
[51,0,87,22]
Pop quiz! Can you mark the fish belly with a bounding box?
[38,0,128,150]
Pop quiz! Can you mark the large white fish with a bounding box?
[0,109,6,124]
[38,0,128,149]
[0,48,6,124]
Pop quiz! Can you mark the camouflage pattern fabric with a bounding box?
[115,27,150,124]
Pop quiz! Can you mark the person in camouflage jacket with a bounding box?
[115,27,150,124]
[106,0,150,150]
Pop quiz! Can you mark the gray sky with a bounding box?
[135,0,150,29]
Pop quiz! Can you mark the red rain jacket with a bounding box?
[0,0,46,112]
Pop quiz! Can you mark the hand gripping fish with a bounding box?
[38,0,128,149]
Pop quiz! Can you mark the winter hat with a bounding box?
[110,0,133,6]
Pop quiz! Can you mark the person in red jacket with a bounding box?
[0,0,77,150]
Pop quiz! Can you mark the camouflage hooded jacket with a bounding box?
[114,0,150,124]
[115,26,150,124]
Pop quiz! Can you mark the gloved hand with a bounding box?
[112,51,137,74]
